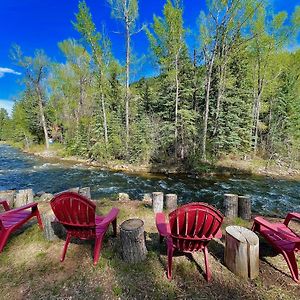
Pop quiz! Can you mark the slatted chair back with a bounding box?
[169,202,223,252]
[51,192,96,238]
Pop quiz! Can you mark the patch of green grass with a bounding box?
[112,285,122,297]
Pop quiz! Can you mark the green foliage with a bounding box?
[3,0,300,168]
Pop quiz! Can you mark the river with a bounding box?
[0,144,299,216]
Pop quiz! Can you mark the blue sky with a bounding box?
[0,0,299,114]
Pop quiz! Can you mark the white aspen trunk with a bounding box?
[100,83,108,145]
[202,55,215,161]
[36,86,49,150]
[253,78,263,154]
[175,53,179,157]
[125,15,130,152]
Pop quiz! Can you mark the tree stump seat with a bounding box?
[120,218,148,263]
[224,225,259,279]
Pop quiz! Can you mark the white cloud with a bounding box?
[0,99,14,116]
[0,67,21,78]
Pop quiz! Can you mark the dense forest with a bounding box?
[1,0,300,168]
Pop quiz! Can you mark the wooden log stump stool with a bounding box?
[223,194,238,218]
[14,189,34,208]
[224,225,259,279]
[152,192,163,213]
[0,190,16,211]
[238,196,251,220]
[166,194,177,212]
[120,219,148,263]
[41,210,65,241]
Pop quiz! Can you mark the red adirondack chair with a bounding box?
[252,212,300,283]
[50,191,119,265]
[156,202,224,281]
[0,200,43,252]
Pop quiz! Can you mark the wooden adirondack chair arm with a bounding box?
[0,200,11,211]
[156,212,171,237]
[284,212,300,226]
[3,202,39,214]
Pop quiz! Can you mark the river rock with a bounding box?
[142,193,152,205]
[118,193,130,201]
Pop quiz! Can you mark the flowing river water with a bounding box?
[0,144,299,216]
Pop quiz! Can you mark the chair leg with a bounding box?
[61,233,71,262]
[35,209,44,230]
[203,246,212,282]
[167,239,174,280]
[282,251,299,283]
[0,231,10,253]
[112,219,117,237]
[159,234,164,243]
[94,233,104,265]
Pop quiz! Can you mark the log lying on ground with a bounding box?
[0,190,16,210]
[166,194,177,211]
[238,196,251,220]
[14,189,33,208]
[224,225,259,279]
[152,192,164,213]
[120,219,148,263]
[223,194,238,218]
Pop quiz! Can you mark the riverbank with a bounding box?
[6,141,300,180]
[1,199,299,299]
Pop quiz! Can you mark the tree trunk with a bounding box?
[224,225,259,279]
[100,83,108,145]
[202,55,215,161]
[125,17,130,152]
[120,218,148,263]
[36,86,49,150]
[174,52,180,156]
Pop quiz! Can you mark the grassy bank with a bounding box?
[1,199,299,299]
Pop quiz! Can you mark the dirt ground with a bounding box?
[0,200,299,300]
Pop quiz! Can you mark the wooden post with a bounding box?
[224,226,259,279]
[120,219,148,263]
[68,187,79,193]
[223,194,238,218]
[79,187,91,199]
[39,193,54,202]
[152,192,164,213]
[0,190,16,209]
[166,194,177,211]
[14,189,33,208]
[238,196,251,220]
